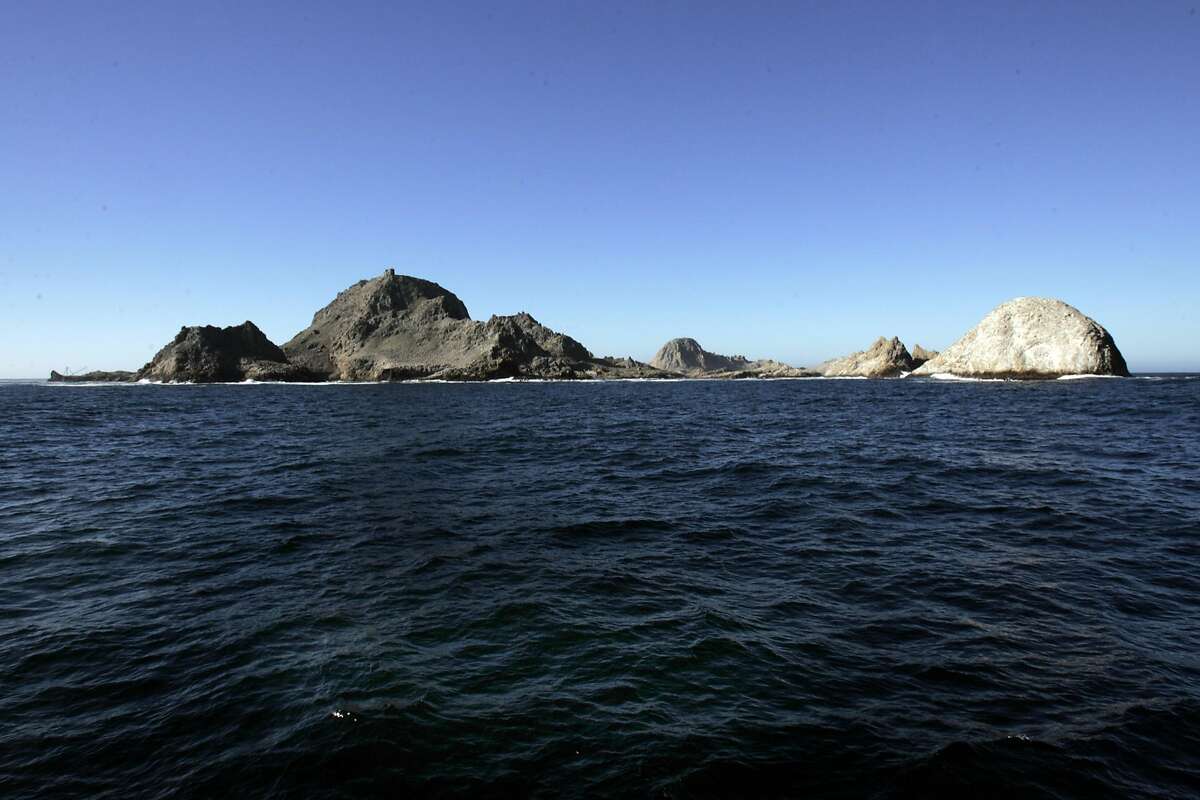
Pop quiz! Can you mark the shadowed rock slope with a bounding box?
[650,337,816,378]
[138,321,315,383]
[910,344,938,368]
[911,297,1129,379]
[284,270,665,381]
[819,336,916,378]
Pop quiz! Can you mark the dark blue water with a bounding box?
[3,377,1199,799]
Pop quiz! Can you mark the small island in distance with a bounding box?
[49,268,1130,384]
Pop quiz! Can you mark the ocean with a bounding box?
[2,376,1199,798]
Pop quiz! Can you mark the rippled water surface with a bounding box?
[3,377,1199,799]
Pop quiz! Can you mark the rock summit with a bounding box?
[649,337,815,378]
[283,270,658,380]
[819,336,916,378]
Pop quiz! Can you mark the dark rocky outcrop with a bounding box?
[910,344,938,368]
[911,297,1130,379]
[819,336,916,378]
[49,370,137,383]
[284,269,668,381]
[137,321,316,383]
[589,356,668,378]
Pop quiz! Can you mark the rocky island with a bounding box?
[818,336,930,378]
[649,338,817,378]
[137,321,320,383]
[283,270,664,381]
[48,369,137,383]
[912,297,1129,379]
[48,271,1131,383]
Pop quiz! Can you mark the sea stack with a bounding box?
[137,321,313,382]
[911,297,1129,379]
[818,336,916,378]
[283,269,662,380]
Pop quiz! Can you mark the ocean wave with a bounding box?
[924,373,1008,382]
[4,376,1199,799]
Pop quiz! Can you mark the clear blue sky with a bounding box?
[2,1,1197,377]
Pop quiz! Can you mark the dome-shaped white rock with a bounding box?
[911,297,1128,379]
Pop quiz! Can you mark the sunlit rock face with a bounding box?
[650,338,745,373]
[819,336,915,378]
[650,337,817,378]
[282,269,657,381]
[911,297,1129,379]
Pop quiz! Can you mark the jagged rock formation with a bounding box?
[590,356,669,378]
[910,344,938,368]
[49,370,136,383]
[137,321,315,383]
[283,269,666,381]
[721,360,818,379]
[49,272,1129,384]
[911,297,1129,379]
[649,337,816,378]
[819,336,916,378]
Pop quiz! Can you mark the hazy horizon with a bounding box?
[3,2,1198,377]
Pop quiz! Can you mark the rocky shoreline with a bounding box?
[49,269,1131,383]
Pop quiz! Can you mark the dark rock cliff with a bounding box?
[138,321,314,383]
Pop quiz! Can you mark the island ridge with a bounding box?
[48,270,1131,383]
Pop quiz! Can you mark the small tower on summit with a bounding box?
[384,267,396,278]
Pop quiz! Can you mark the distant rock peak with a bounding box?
[910,344,938,367]
[650,337,813,378]
[651,338,743,373]
[819,336,915,378]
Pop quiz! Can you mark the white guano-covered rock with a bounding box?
[911,297,1129,379]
